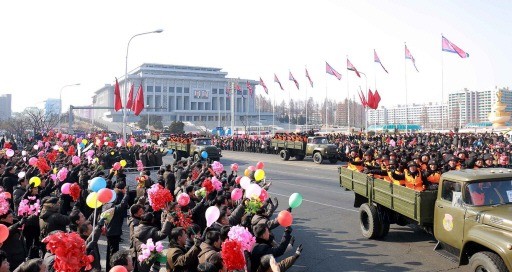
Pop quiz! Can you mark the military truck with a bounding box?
[270,136,338,164]
[339,166,512,271]
[167,138,221,161]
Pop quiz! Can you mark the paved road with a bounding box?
[99,151,466,271]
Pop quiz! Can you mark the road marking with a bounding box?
[271,192,358,213]
[267,179,351,194]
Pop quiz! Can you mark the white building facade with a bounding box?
[92,64,259,127]
[0,94,12,120]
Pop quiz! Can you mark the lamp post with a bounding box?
[59,83,80,132]
[122,29,163,142]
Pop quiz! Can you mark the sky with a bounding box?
[1,0,511,113]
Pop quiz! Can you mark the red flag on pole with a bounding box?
[246,81,253,97]
[358,90,367,108]
[114,78,123,111]
[133,84,145,116]
[347,59,361,78]
[274,74,284,90]
[259,77,268,94]
[373,90,381,109]
[126,83,134,110]
[289,71,299,90]
[367,89,375,109]
[325,62,342,80]
[305,68,313,87]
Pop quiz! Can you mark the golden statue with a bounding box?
[488,88,510,128]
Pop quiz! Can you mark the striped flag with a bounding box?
[226,84,231,98]
[246,81,253,96]
[259,77,268,94]
[274,74,284,90]
[325,62,342,80]
[305,68,313,87]
[289,71,299,90]
[405,45,419,72]
[235,83,241,93]
[358,88,367,108]
[374,50,389,73]
[442,36,469,58]
[347,59,361,78]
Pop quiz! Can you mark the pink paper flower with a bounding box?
[211,161,224,175]
[228,225,256,252]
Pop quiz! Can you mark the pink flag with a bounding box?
[274,74,284,90]
[305,68,313,87]
[374,50,389,73]
[442,36,469,58]
[405,45,419,72]
[347,59,361,78]
[259,77,268,94]
[325,62,342,80]
[289,71,299,90]
[246,81,253,97]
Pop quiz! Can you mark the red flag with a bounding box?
[246,81,253,97]
[236,84,241,93]
[373,90,381,109]
[358,90,367,108]
[133,84,145,116]
[114,78,123,111]
[126,83,134,110]
[259,77,268,94]
[289,71,299,90]
[305,68,313,87]
[367,89,375,109]
[347,59,361,78]
[274,74,284,90]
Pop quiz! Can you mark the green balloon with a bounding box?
[288,193,303,209]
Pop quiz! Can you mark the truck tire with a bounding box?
[194,153,200,161]
[173,151,181,161]
[359,203,382,239]
[313,152,323,164]
[469,251,508,272]
[379,220,390,238]
[295,155,305,161]
[280,150,290,161]
[329,157,338,164]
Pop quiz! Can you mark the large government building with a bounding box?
[92,64,261,127]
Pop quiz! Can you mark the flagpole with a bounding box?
[404,43,409,134]
[305,66,308,132]
[347,55,350,133]
[325,71,328,130]
[272,87,275,135]
[258,94,261,136]
[373,59,377,135]
[288,82,291,132]
[441,33,445,131]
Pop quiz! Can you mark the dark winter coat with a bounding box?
[0,220,27,269]
[166,240,200,272]
[134,221,172,272]
[39,203,70,240]
[104,191,129,237]
[197,242,220,264]
[250,231,292,272]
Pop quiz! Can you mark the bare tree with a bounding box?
[23,108,59,134]
[0,114,27,139]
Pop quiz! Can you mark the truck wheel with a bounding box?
[469,252,508,272]
[295,155,305,161]
[359,203,382,239]
[173,151,181,161]
[329,157,338,164]
[194,153,200,161]
[279,150,290,161]
[313,152,323,164]
[379,220,390,238]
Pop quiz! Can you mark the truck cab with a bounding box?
[190,138,222,161]
[305,136,338,164]
[434,169,512,271]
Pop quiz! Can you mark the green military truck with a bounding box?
[270,136,338,164]
[167,138,222,161]
[339,166,512,271]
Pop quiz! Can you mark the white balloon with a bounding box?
[240,176,251,190]
[21,151,27,156]
[245,183,262,199]
[33,145,39,150]
[205,206,220,227]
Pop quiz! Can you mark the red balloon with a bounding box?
[277,210,293,227]
[256,161,265,169]
[0,224,9,243]
[109,265,128,272]
[235,176,242,184]
[3,192,11,199]
[97,188,113,204]
[113,162,121,171]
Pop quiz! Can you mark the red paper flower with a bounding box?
[202,178,214,193]
[221,239,246,270]
[42,231,93,272]
[147,184,173,211]
[46,151,58,163]
[69,183,81,201]
[174,207,193,230]
[67,145,75,156]
[191,168,200,181]
[36,157,51,174]
[3,142,11,149]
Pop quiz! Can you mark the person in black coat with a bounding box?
[103,183,129,271]
[1,167,18,199]
[250,224,292,272]
[0,211,28,270]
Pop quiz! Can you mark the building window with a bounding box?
[194,116,199,121]
[147,86,154,92]
[205,102,211,110]
[169,87,175,93]
[191,102,197,110]
[243,90,248,96]
[198,102,204,110]
[177,87,182,94]
[184,87,190,94]
[177,97,183,110]
[186,116,192,121]
[219,89,225,95]
[155,86,161,92]
[168,97,174,111]
[212,98,217,110]
[184,96,190,110]
[212,88,218,94]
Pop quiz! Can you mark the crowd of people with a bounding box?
[0,131,303,272]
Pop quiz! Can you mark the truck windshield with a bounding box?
[464,180,512,206]
[313,138,328,144]
[195,139,212,146]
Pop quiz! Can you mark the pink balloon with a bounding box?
[72,156,81,165]
[177,193,191,207]
[113,162,121,171]
[37,151,44,157]
[235,176,242,184]
[97,188,113,204]
[248,166,256,172]
[231,188,243,201]
[28,157,37,166]
[256,161,265,169]
[61,183,71,195]
[205,206,220,227]
[230,163,239,172]
[259,188,268,202]
[5,149,14,158]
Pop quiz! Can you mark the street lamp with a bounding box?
[59,83,80,132]
[122,29,164,142]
